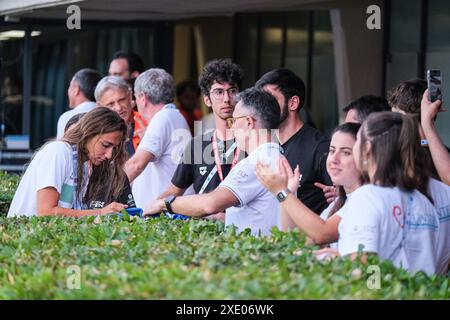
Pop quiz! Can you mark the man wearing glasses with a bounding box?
[145,88,282,236]
[157,59,245,221]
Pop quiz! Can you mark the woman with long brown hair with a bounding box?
[8,107,129,217]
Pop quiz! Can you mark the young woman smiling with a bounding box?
[256,122,363,247]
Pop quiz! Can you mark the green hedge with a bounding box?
[0,171,20,217]
[0,171,448,299]
[0,216,448,299]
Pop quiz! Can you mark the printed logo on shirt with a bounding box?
[127,198,136,207]
[199,166,207,176]
[89,201,105,209]
[437,205,450,222]
[392,205,404,228]
[230,169,249,184]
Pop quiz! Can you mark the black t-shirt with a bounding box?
[281,124,332,214]
[88,175,136,209]
[171,130,245,194]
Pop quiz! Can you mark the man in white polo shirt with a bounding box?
[144,87,282,236]
[56,68,101,138]
[125,68,191,209]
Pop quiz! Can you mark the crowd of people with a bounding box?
[6,51,450,276]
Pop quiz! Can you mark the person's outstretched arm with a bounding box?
[37,187,127,217]
[144,187,239,217]
[421,90,450,185]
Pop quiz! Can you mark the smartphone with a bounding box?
[427,69,442,102]
[164,212,190,220]
[120,207,143,217]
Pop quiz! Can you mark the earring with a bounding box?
[362,159,368,169]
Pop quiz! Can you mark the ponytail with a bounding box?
[360,112,432,202]
[398,115,417,182]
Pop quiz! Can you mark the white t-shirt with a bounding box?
[56,101,96,138]
[338,184,439,275]
[219,142,281,237]
[7,141,89,217]
[428,178,450,275]
[132,104,191,208]
[319,193,351,249]
[319,194,350,220]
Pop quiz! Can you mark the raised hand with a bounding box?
[279,156,301,194]
[256,158,287,194]
[421,89,445,125]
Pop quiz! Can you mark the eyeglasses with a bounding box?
[209,87,239,100]
[226,115,249,127]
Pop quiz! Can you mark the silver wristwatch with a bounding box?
[276,189,290,203]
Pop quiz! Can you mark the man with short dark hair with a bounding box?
[255,69,332,214]
[158,59,244,205]
[145,88,282,236]
[343,95,391,123]
[388,79,427,116]
[56,68,101,138]
[109,50,145,85]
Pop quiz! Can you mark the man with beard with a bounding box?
[256,69,332,214]
[157,59,244,220]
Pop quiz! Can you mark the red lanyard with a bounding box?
[212,130,240,182]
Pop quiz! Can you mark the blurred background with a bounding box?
[0,0,448,152]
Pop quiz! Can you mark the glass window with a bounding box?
[285,12,309,84]
[389,0,421,52]
[260,13,283,75]
[385,0,421,93]
[1,24,157,149]
[235,10,337,135]
[426,0,450,146]
[235,13,258,90]
[310,11,337,136]
[1,34,24,139]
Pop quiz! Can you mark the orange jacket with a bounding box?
[133,111,147,150]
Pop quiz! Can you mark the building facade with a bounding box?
[0,0,448,149]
